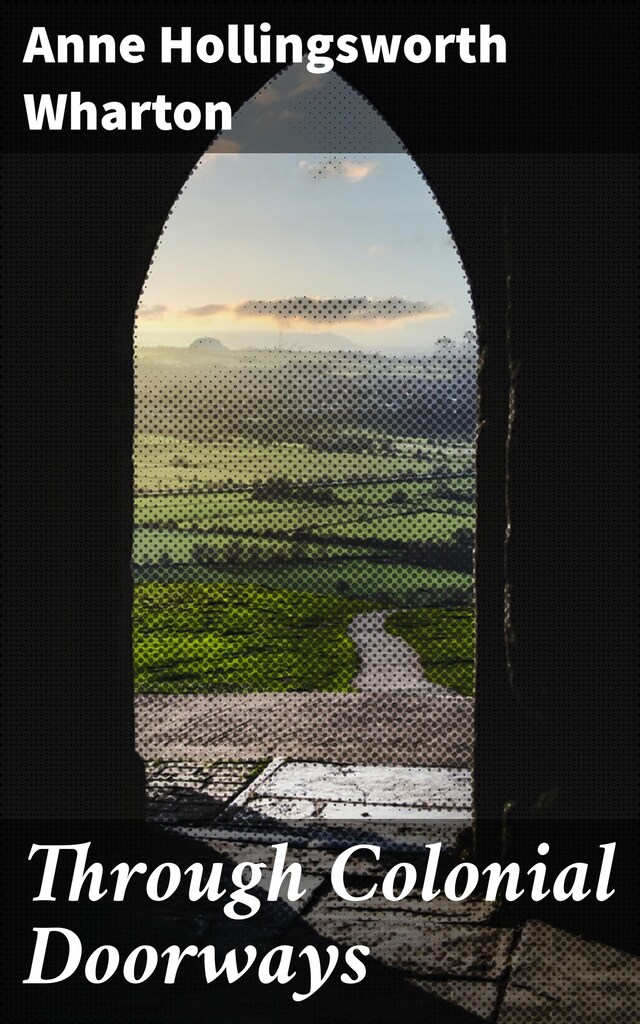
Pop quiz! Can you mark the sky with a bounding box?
[137,68,475,355]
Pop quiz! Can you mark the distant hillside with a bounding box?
[212,330,357,351]
[136,344,477,444]
[190,337,225,350]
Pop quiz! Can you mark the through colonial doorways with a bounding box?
[132,65,478,828]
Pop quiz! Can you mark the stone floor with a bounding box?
[136,691,474,765]
[227,759,473,820]
[143,757,639,1022]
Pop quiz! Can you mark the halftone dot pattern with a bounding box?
[132,68,478,809]
[218,62,409,153]
[132,340,478,766]
[2,24,636,1024]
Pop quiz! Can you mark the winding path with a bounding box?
[348,610,462,697]
[135,610,471,767]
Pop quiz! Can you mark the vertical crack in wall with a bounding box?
[503,197,516,713]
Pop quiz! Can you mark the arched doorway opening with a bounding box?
[132,65,478,832]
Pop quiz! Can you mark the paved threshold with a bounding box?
[136,692,474,767]
[142,757,639,1022]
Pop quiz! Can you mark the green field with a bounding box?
[135,479,474,527]
[133,583,475,696]
[132,464,474,608]
[134,501,472,544]
[385,607,475,696]
[133,347,476,694]
[134,581,368,694]
[134,556,471,607]
[134,434,475,493]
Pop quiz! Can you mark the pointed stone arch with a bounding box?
[133,66,484,824]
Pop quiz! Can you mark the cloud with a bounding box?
[137,303,170,320]
[182,303,229,317]
[298,158,377,183]
[138,295,451,330]
[203,140,243,160]
[232,295,451,328]
[253,65,323,108]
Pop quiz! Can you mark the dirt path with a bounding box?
[348,610,462,697]
[135,611,471,766]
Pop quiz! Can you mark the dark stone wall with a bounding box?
[503,154,637,824]
[424,154,638,827]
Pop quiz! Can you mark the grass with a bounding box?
[385,606,475,696]
[133,557,472,608]
[133,352,477,697]
[133,501,472,559]
[133,581,370,694]
[132,468,474,609]
[133,434,474,492]
[134,479,474,522]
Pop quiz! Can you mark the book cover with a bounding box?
[2,3,637,1021]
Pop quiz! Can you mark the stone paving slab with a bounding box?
[242,762,473,808]
[141,764,638,1022]
[497,919,640,1023]
[235,796,320,819]
[145,759,262,821]
[315,888,497,924]
[152,758,471,852]
[410,978,501,1021]
[317,801,472,820]
[178,821,469,857]
[228,760,472,822]
[199,841,462,881]
[301,901,515,981]
[135,692,473,767]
